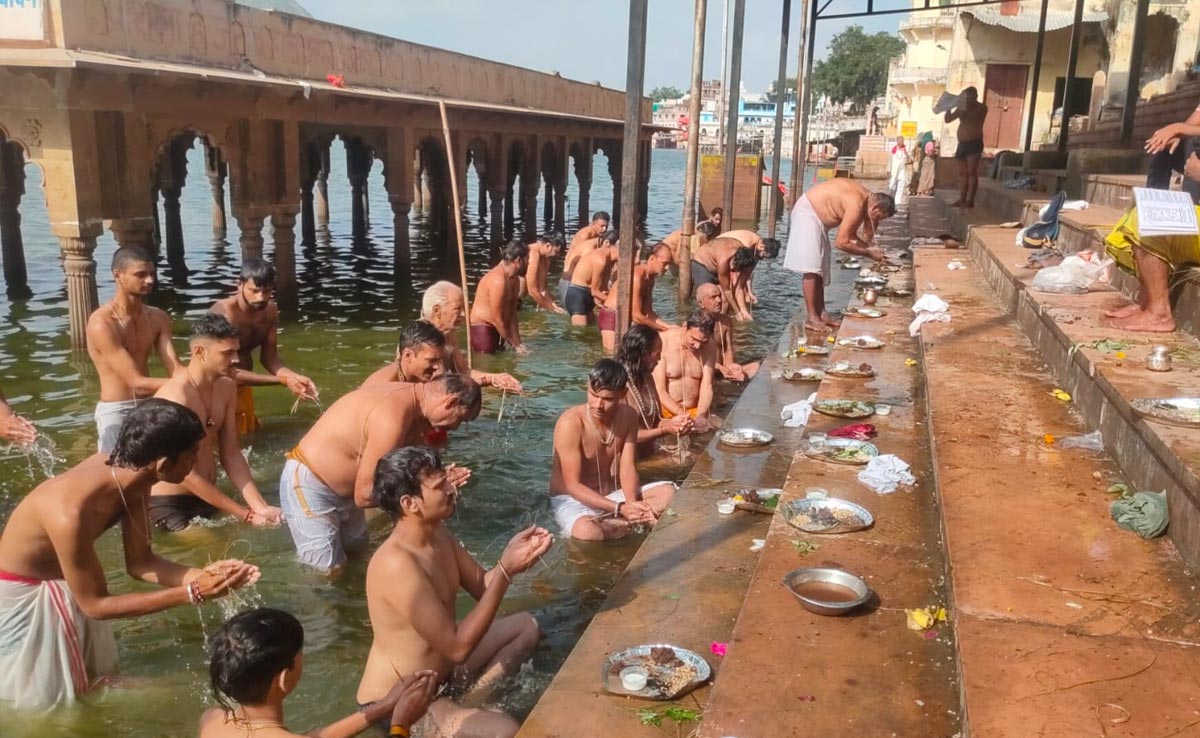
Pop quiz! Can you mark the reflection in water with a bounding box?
[0,148,823,737]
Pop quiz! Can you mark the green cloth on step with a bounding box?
[1110,491,1168,539]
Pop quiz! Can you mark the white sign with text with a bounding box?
[1134,187,1199,237]
[0,0,45,41]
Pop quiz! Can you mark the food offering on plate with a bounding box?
[837,335,885,350]
[717,428,774,447]
[782,497,874,534]
[844,307,886,319]
[813,399,876,419]
[1131,397,1200,428]
[601,644,712,700]
[786,343,831,358]
[803,438,879,465]
[826,361,875,379]
[782,366,826,383]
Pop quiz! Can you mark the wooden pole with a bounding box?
[679,0,708,301]
[796,0,818,198]
[767,0,791,237]
[720,0,746,228]
[616,0,649,343]
[1057,0,1086,152]
[1119,0,1152,146]
[788,0,811,202]
[439,101,472,369]
[1021,0,1050,153]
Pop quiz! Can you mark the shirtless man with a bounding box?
[945,86,988,208]
[653,311,719,433]
[0,399,258,709]
[210,258,319,434]
[525,232,566,313]
[723,229,781,306]
[279,374,481,573]
[567,232,618,327]
[661,221,717,266]
[363,321,448,387]
[691,238,757,321]
[86,246,181,453]
[421,282,522,393]
[149,315,282,531]
[595,242,675,352]
[549,359,676,540]
[617,326,693,458]
[358,446,553,737]
[696,284,759,382]
[469,240,529,355]
[700,207,723,231]
[0,388,36,445]
[783,179,895,332]
[559,211,610,305]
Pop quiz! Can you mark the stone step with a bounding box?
[931,193,1200,567]
[1080,172,1143,212]
[908,195,1200,735]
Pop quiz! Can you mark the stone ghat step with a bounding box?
[935,194,1200,567]
[909,195,1200,735]
[697,245,962,736]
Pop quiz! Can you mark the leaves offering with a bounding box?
[791,539,820,555]
[637,706,702,727]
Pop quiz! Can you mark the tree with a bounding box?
[767,77,796,104]
[650,86,685,102]
[810,26,905,113]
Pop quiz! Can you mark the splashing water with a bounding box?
[0,432,65,480]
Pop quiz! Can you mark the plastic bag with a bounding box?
[1058,430,1103,451]
[1031,254,1113,294]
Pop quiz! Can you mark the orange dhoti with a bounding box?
[236,386,261,435]
[661,407,699,420]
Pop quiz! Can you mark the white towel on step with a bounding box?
[781,391,818,428]
[909,293,951,336]
[858,454,917,495]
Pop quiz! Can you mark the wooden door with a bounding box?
[982,64,1028,150]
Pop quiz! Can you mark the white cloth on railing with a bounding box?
[858,454,916,495]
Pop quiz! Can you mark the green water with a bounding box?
[0,148,812,737]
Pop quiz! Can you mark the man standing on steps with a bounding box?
[210,258,319,434]
[945,86,988,209]
[86,246,182,454]
[469,240,530,355]
[782,179,894,333]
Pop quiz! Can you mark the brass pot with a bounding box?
[862,288,878,306]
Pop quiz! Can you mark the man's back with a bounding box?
[803,179,868,229]
[470,265,504,324]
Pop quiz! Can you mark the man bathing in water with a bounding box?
[469,240,530,355]
[279,374,481,572]
[358,446,553,737]
[86,246,181,453]
[691,237,757,321]
[549,360,676,540]
[421,282,523,393]
[559,211,610,305]
[0,388,36,445]
[567,232,619,327]
[696,284,759,381]
[783,179,895,332]
[149,315,282,531]
[364,321,448,386]
[661,221,717,266]
[525,231,566,313]
[210,258,319,434]
[654,311,719,432]
[945,86,988,209]
[723,229,781,308]
[0,399,259,709]
[617,326,693,457]
[597,242,676,352]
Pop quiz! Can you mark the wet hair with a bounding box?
[649,242,673,261]
[600,230,619,246]
[434,373,482,420]
[540,231,566,249]
[421,281,462,321]
[759,238,781,259]
[107,398,205,469]
[731,246,757,272]
[589,358,628,393]
[239,257,276,287]
[710,207,724,217]
[592,211,611,224]
[374,446,442,519]
[111,246,154,272]
[869,191,897,218]
[189,313,241,346]
[697,221,718,239]
[399,320,446,353]
[617,324,662,378]
[209,608,304,711]
[685,310,717,338]
[501,239,530,263]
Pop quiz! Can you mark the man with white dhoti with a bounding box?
[0,399,259,709]
[888,136,911,207]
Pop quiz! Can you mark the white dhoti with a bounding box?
[782,194,832,285]
[94,399,139,455]
[0,573,118,709]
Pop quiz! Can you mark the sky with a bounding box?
[299,0,905,95]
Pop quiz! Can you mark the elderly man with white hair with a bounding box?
[422,281,523,393]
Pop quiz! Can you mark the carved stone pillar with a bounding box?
[504,179,516,240]
[315,148,331,226]
[300,179,316,245]
[162,185,185,264]
[519,171,538,240]
[0,151,30,298]
[542,173,554,226]
[205,146,228,239]
[150,187,162,250]
[237,212,266,260]
[271,210,298,306]
[607,147,622,225]
[477,177,488,219]
[110,220,155,252]
[576,175,591,228]
[60,236,99,350]
[362,179,371,225]
[390,199,412,270]
[412,154,424,210]
[488,189,505,245]
[553,176,567,233]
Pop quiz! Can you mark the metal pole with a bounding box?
[717,0,729,153]
[1057,0,1086,152]
[720,0,746,229]
[767,0,792,237]
[797,0,818,197]
[1120,0,1152,146]
[615,0,648,343]
[789,0,811,202]
[1021,0,1050,153]
[679,0,708,300]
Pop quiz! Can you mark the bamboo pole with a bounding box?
[679,0,707,301]
[438,100,472,369]
[720,0,746,227]
[615,0,649,343]
[767,0,791,237]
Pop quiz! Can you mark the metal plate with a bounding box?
[718,428,774,447]
[789,344,831,356]
[780,497,874,534]
[855,276,889,287]
[803,438,879,466]
[813,400,876,419]
[838,335,885,350]
[826,361,876,379]
[845,307,886,319]
[602,644,712,700]
[1131,397,1200,428]
[783,367,825,383]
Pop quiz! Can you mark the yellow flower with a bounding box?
[732,495,744,503]
[1044,434,1055,444]
[905,358,918,367]
[826,336,835,344]
[1116,352,1126,360]
[1051,389,1071,402]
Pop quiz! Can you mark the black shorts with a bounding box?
[149,494,219,531]
[564,284,595,316]
[690,260,719,290]
[955,138,984,161]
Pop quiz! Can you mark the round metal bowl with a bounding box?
[782,567,871,616]
[718,428,774,448]
[780,497,874,534]
[1131,397,1200,428]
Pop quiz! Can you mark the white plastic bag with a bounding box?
[1031,254,1112,294]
